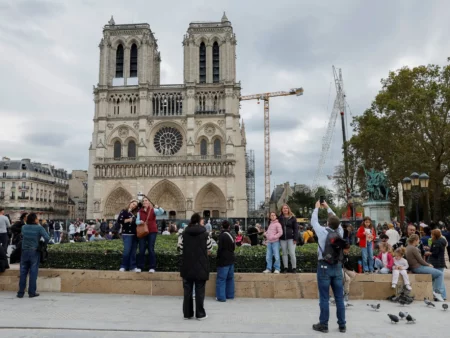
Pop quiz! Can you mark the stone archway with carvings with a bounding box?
[103,187,133,218]
[147,179,186,219]
[195,183,227,218]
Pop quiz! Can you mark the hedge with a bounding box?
[42,235,363,272]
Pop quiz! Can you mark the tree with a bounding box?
[333,143,364,204]
[350,60,450,221]
[287,185,335,219]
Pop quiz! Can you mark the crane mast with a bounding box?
[240,87,304,211]
[312,67,346,194]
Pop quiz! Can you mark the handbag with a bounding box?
[136,209,151,239]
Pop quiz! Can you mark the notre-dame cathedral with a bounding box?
[86,13,248,220]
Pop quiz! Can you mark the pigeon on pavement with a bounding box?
[367,303,381,311]
[443,304,448,311]
[398,311,408,320]
[424,298,435,307]
[387,314,399,323]
[406,314,416,324]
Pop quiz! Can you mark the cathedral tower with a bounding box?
[87,14,247,220]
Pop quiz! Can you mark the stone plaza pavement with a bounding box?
[0,292,448,338]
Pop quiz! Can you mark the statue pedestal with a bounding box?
[363,201,391,225]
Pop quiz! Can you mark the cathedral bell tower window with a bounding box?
[213,42,220,83]
[114,141,122,159]
[200,139,207,157]
[115,44,124,78]
[128,140,136,159]
[130,44,138,78]
[199,42,206,84]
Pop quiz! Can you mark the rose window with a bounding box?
[153,127,183,155]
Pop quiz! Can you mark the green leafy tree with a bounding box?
[287,185,336,220]
[350,59,450,221]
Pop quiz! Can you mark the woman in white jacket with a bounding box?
[385,223,400,247]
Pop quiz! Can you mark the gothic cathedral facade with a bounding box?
[86,14,248,220]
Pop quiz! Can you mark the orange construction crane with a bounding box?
[240,88,304,211]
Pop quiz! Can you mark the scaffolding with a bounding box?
[246,149,256,213]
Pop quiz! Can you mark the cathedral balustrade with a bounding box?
[99,155,234,163]
[94,155,235,179]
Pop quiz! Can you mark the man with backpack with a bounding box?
[54,221,62,244]
[311,200,348,334]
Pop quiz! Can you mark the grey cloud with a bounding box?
[15,0,65,18]
[27,131,69,147]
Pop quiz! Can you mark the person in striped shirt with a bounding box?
[177,213,212,320]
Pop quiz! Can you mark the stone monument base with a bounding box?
[363,201,391,225]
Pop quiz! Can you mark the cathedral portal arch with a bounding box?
[195,183,227,218]
[147,179,186,219]
[103,186,133,218]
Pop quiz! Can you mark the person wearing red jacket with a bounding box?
[373,242,393,273]
[136,196,165,273]
[356,217,376,273]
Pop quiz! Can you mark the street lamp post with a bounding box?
[402,172,430,224]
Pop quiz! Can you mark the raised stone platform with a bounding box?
[0,268,434,300]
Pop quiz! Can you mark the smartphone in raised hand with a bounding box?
[319,196,325,204]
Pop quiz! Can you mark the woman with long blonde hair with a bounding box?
[278,204,299,273]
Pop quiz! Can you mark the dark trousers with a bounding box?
[0,233,8,252]
[183,279,206,319]
[18,250,40,296]
[137,233,157,270]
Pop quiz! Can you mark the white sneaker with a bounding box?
[274,270,280,274]
[263,269,271,273]
[434,292,444,302]
[405,284,412,291]
[149,269,155,273]
[197,315,208,321]
[391,284,396,289]
[132,268,141,273]
[119,268,125,272]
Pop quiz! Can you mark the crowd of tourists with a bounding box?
[1,201,449,333]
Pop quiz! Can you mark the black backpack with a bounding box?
[55,223,61,231]
[319,228,347,265]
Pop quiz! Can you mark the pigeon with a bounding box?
[406,314,416,324]
[387,314,399,323]
[398,311,408,320]
[367,303,381,311]
[345,303,353,308]
[424,298,435,307]
[443,304,448,311]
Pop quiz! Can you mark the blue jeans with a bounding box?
[317,261,346,327]
[361,244,374,272]
[54,231,61,243]
[266,241,281,271]
[216,264,235,301]
[121,235,137,270]
[18,250,41,296]
[412,265,445,296]
[374,258,390,274]
[437,268,447,299]
[138,233,157,270]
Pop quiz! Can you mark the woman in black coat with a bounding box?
[177,213,212,320]
[429,229,447,300]
[11,213,28,246]
[278,204,299,273]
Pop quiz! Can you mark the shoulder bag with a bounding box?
[137,209,151,239]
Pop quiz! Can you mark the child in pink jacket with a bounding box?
[263,212,283,274]
[373,242,393,274]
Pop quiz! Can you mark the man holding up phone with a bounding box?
[311,200,347,334]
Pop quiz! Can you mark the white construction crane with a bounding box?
[311,66,347,195]
[240,87,304,210]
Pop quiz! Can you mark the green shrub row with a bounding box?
[43,235,363,272]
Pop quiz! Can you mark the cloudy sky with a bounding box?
[1,0,449,206]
